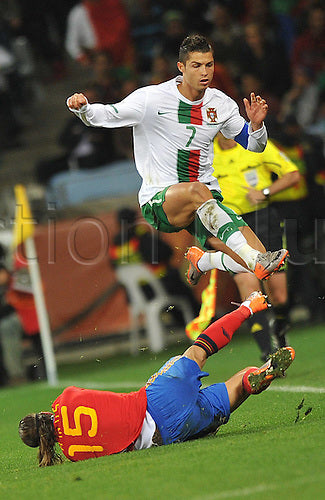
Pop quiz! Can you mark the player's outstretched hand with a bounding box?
[66,93,88,110]
[243,92,268,130]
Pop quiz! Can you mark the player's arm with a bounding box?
[221,93,267,153]
[245,141,300,204]
[246,171,300,204]
[66,88,146,128]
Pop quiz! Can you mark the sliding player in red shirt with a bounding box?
[19,292,295,466]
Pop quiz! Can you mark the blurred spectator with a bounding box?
[65,0,134,68]
[35,84,120,185]
[112,77,139,161]
[0,264,25,386]
[181,0,212,34]
[88,50,121,103]
[210,59,239,101]
[7,252,46,382]
[238,22,291,98]
[155,11,187,68]
[0,6,26,149]
[129,0,163,74]
[238,72,281,120]
[269,0,296,55]
[291,4,325,78]
[148,54,175,85]
[279,65,320,129]
[17,0,74,80]
[243,0,286,43]
[208,2,243,80]
[109,207,200,321]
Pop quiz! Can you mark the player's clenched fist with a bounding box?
[66,93,88,110]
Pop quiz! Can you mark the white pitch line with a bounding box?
[58,380,325,393]
[193,475,323,500]
[57,380,145,389]
[269,385,325,394]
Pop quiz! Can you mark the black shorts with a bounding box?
[242,206,283,251]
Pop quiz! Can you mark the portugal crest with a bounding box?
[206,107,218,123]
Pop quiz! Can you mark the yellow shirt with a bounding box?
[269,142,309,202]
[212,139,301,214]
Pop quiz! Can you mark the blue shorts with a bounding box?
[145,356,230,445]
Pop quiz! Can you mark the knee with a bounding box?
[188,182,212,205]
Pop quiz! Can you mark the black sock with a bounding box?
[272,303,290,348]
[247,309,273,360]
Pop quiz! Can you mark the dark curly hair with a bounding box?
[18,412,62,467]
[178,34,213,64]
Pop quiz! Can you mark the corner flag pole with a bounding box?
[13,185,58,386]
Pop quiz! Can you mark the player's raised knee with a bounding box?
[188,182,213,205]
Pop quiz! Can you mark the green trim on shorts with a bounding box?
[141,186,247,249]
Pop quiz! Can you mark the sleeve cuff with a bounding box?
[248,122,266,138]
[239,304,253,317]
[66,98,90,114]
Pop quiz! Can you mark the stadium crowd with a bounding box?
[0,0,324,385]
[1,1,324,153]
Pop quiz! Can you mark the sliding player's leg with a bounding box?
[183,291,269,370]
[223,344,295,414]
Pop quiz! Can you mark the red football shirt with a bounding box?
[52,386,147,461]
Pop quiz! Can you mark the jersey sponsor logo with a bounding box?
[206,107,218,123]
[158,110,170,115]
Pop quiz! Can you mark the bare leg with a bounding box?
[162,182,283,277]
[183,345,208,371]
[163,182,213,227]
[240,225,266,253]
[264,271,288,306]
[234,272,263,300]
[225,367,257,412]
[182,294,266,369]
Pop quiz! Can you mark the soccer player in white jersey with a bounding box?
[67,34,288,283]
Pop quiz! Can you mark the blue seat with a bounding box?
[46,160,142,208]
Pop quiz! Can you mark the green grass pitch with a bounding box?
[1,322,324,500]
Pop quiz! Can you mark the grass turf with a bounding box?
[0,322,324,500]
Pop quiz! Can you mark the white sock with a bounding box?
[197,251,252,274]
[226,234,260,271]
[197,199,261,271]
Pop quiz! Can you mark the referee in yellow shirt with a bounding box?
[212,133,300,359]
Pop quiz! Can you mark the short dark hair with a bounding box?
[178,34,213,63]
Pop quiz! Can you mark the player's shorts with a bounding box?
[242,206,283,251]
[145,355,230,445]
[141,186,247,250]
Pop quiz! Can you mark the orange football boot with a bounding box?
[254,249,289,280]
[185,246,205,285]
[243,346,295,394]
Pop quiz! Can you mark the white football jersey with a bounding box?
[69,76,267,206]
